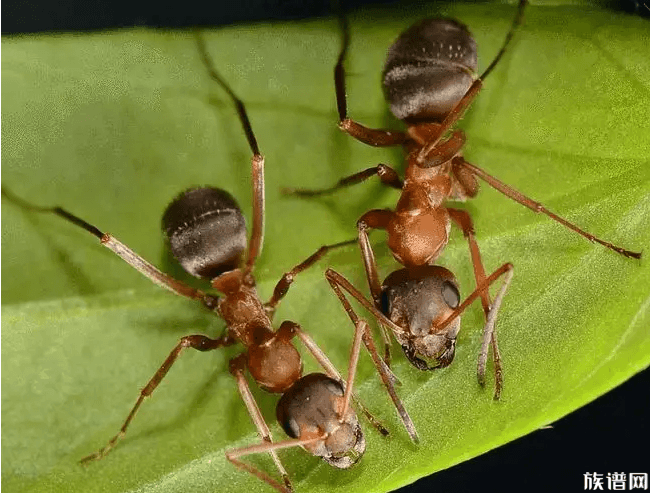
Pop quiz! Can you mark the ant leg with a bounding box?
[325,268,419,443]
[339,121,407,147]
[358,210,394,362]
[338,317,368,420]
[194,32,266,275]
[448,208,506,398]
[282,164,403,197]
[447,209,491,316]
[435,263,515,400]
[229,355,293,492]
[80,334,234,463]
[454,157,642,259]
[278,320,391,437]
[416,0,528,163]
[1,187,218,308]
[357,210,391,306]
[226,435,325,493]
[415,130,466,169]
[332,13,407,147]
[477,266,513,400]
[244,153,265,275]
[450,156,480,199]
[264,238,357,318]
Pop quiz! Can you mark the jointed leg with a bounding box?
[1,187,218,308]
[333,13,407,147]
[435,263,515,400]
[416,130,466,169]
[325,269,419,443]
[229,355,292,492]
[80,334,233,463]
[265,239,357,317]
[282,164,403,197]
[454,157,641,259]
[226,435,325,493]
[357,210,394,362]
[448,208,490,314]
[194,32,267,275]
[476,266,513,400]
[448,208,504,397]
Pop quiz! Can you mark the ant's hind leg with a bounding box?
[332,12,407,147]
[1,187,216,306]
[453,157,642,259]
[80,334,234,463]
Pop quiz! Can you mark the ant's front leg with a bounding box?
[447,208,500,380]
[226,435,324,493]
[80,333,235,463]
[325,268,418,443]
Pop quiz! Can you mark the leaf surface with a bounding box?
[2,4,649,493]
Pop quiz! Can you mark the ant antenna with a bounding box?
[480,0,527,81]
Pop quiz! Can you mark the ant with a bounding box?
[1,32,413,493]
[285,0,642,400]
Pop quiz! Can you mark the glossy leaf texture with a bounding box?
[2,4,649,493]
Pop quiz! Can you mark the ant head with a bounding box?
[163,187,247,279]
[247,332,303,393]
[382,18,477,123]
[276,373,365,469]
[381,265,461,368]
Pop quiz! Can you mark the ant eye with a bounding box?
[280,415,301,439]
[441,281,460,308]
[380,290,390,316]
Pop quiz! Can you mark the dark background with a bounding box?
[2,0,649,33]
[3,1,648,491]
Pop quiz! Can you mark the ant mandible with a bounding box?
[1,32,413,493]
[285,0,642,399]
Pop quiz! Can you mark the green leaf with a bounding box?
[2,4,649,493]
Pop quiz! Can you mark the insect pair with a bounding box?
[3,2,644,493]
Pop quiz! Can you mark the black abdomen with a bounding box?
[383,18,478,122]
[162,187,247,278]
